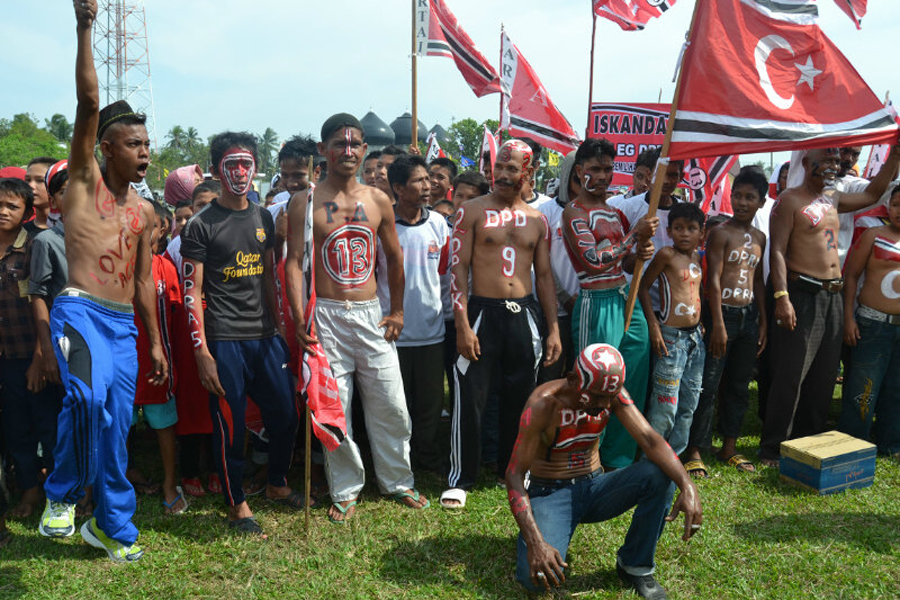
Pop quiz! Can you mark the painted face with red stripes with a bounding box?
[493,140,533,194]
[218,147,256,196]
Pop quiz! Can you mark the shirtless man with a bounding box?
[562,138,657,470]
[838,187,900,455]
[440,139,561,509]
[685,169,768,475]
[284,114,425,523]
[760,145,900,465]
[38,0,166,563]
[506,343,701,599]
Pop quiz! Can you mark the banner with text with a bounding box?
[588,102,669,188]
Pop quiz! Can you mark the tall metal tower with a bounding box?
[93,1,158,147]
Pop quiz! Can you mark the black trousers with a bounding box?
[398,343,445,473]
[448,296,541,490]
[759,280,842,459]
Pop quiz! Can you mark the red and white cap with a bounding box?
[574,343,626,395]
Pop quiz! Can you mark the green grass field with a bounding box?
[2,384,899,600]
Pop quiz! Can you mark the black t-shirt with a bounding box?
[180,200,276,341]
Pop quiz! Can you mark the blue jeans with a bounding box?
[516,460,675,592]
[689,304,759,450]
[647,324,705,455]
[838,312,900,455]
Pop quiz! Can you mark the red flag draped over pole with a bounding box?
[592,0,679,31]
[831,0,867,29]
[500,30,580,155]
[414,0,503,97]
[667,0,898,161]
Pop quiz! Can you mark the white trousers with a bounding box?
[315,298,414,501]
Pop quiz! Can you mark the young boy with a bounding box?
[639,202,706,456]
[0,178,61,518]
[132,202,185,514]
[838,186,900,456]
[173,201,193,238]
[684,171,768,476]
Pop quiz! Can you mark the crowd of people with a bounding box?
[1,2,899,598]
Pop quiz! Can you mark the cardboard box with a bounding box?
[779,431,876,495]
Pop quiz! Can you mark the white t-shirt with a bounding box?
[376,208,451,347]
[538,198,580,317]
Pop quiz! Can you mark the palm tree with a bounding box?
[256,127,279,176]
[165,125,187,152]
[185,127,201,150]
[44,114,74,143]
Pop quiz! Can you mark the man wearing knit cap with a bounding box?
[37,0,167,563]
[284,113,426,523]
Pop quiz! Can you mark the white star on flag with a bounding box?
[795,56,823,90]
[594,348,618,370]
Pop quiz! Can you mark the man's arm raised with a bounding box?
[612,393,702,541]
[504,397,567,591]
[284,191,317,353]
[69,0,100,187]
[837,145,900,213]
[375,190,404,342]
[133,202,167,385]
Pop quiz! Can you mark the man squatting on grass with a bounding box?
[38,0,167,562]
[506,344,702,599]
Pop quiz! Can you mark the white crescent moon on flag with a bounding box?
[754,35,795,110]
[882,271,900,300]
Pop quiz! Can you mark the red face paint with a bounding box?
[219,148,256,196]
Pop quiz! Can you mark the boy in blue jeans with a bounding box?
[684,170,768,476]
[639,203,706,455]
[838,187,900,455]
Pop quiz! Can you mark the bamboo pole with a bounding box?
[623,2,702,331]
[411,0,418,147]
[586,11,597,137]
[304,154,314,532]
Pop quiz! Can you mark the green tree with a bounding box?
[0,113,65,167]
[256,127,279,178]
[44,113,74,143]
[165,125,187,153]
[446,118,500,162]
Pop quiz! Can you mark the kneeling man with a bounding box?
[506,344,702,599]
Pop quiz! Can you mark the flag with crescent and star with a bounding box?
[667,0,897,161]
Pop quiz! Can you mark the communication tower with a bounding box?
[93,1,158,147]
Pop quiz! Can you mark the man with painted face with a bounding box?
[180,131,301,537]
[439,139,561,509]
[562,138,657,470]
[284,114,426,524]
[37,0,166,563]
[760,145,900,466]
[506,344,701,599]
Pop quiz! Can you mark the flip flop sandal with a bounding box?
[328,500,358,524]
[266,488,312,510]
[162,487,188,515]
[720,453,756,472]
[439,488,467,509]
[180,477,205,497]
[683,459,709,479]
[208,474,223,495]
[228,516,267,538]
[390,489,430,509]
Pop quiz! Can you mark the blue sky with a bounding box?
[1,1,893,167]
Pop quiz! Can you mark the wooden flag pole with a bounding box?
[411,0,419,148]
[623,3,701,331]
[304,154,314,532]
[586,11,597,137]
